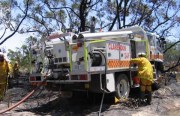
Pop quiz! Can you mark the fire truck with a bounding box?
[29,25,165,99]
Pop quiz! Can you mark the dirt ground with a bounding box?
[0,75,180,116]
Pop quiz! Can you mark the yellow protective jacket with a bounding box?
[0,60,9,84]
[8,63,13,75]
[130,57,154,82]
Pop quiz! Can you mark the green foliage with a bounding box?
[164,41,180,66]
[0,0,179,36]
[57,10,67,22]
[0,0,179,72]
[0,0,10,7]
[7,36,38,73]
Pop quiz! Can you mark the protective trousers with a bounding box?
[140,78,152,105]
[0,75,7,101]
[140,78,152,93]
[0,83,6,101]
[0,60,9,101]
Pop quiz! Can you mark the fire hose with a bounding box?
[97,50,108,116]
[0,75,48,114]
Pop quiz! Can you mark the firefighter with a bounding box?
[13,61,19,78]
[130,52,154,105]
[7,62,13,89]
[0,52,9,101]
[8,62,13,78]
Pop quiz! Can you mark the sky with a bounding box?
[0,0,179,52]
[0,29,30,51]
[0,0,28,51]
[0,29,31,61]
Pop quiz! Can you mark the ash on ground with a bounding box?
[0,76,180,116]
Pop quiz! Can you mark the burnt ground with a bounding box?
[0,75,180,116]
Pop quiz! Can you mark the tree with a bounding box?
[7,36,38,73]
[103,0,180,34]
[163,39,180,72]
[0,0,30,45]
[1,0,180,71]
[1,0,104,41]
[1,0,179,42]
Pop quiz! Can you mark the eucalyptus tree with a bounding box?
[0,0,104,45]
[0,0,30,45]
[103,0,180,35]
[7,36,38,72]
[163,38,180,72]
[1,0,180,71]
[1,0,179,41]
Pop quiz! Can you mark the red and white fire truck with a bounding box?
[29,25,165,99]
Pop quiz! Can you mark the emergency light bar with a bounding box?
[78,31,132,40]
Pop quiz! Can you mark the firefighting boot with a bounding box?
[140,92,145,100]
[146,91,152,105]
[139,92,146,105]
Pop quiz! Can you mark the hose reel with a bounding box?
[89,49,105,67]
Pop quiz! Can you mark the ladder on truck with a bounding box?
[152,64,163,83]
[152,64,157,81]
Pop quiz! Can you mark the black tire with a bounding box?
[115,74,130,99]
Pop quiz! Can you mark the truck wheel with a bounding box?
[115,74,130,99]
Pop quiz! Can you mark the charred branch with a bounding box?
[88,0,101,8]
[49,6,79,18]
[116,0,121,29]
[0,0,30,45]
[163,40,180,53]
[164,57,180,72]
[0,27,7,40]
[131,0,142,25]
[45,2,67,29]
[122,0,129,28]
[16,4,50,36]
[152,8,180,31]
[108,0,123,31]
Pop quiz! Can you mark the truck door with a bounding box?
[130,40,147,58]
[130,40,136,58]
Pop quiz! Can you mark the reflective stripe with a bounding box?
[108,60,130,68]
[150,54,163,60]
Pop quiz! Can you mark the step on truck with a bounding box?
[29,25,165,100]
